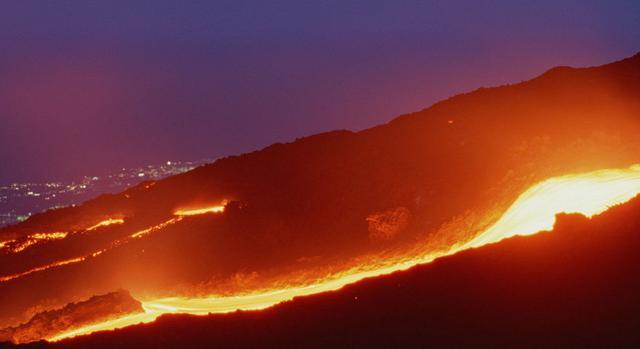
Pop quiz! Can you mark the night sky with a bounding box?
[1,1,638,183]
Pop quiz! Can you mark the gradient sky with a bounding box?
[1,1,638,182]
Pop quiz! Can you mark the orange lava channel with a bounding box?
[85,218,125,232]
[173,203,226,216]
[0,257,84,283]
[131,217,183,239]
[49,164,640,342]
[1,232,69,253]
[0,205,226,284]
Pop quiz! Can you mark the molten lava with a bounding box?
[1,232,68,253]
[85,218,125,232]
[130,217,183,239]
[173,203,226,216]
[465,165,640,248]
[0,204,226,284]
[0,257,84,283]
[47,164,640,342]
[30,232,69,240]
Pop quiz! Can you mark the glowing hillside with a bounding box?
[50,164,640,341]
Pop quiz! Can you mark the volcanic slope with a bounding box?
[14,194,640,348]
[1,52,640,331]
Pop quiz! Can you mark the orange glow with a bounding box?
[5,239,38,253]
[0,216,185,284]
[30,232,69,240]
[173,203,226,216]
[0,257,84,283]
[1,232,69,253]
[1,209,217,281]
[131,217,183,239]
[48,164,640,342]
[464,164,640,248]
[85,218,124,232]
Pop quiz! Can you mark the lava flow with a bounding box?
[173,203,227,216]
[0,257,84,283]
[464,164,640,248]
[0,232,68,253]
[48,164,640,342]
[85,218,125,232]
[0,203,227,285]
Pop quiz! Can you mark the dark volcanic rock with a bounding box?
[0,290,142,344]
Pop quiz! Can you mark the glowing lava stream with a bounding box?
[174,203,226,216]
[0,257,84,283]
[1,232,69,253]
[49,164,640,342]
[0,204,227,284]
[85,218,125,232]
[463,165,640,248]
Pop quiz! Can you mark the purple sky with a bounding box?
[1,1,638,183]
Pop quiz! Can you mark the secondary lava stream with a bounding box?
[173,203,227,216]
[0,205,226,284]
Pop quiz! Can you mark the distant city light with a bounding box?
[0,158,211,227]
